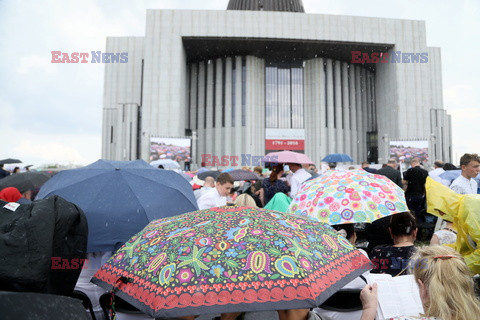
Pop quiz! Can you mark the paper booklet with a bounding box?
[367,274,424,320]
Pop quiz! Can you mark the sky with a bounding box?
[0,0,478,168]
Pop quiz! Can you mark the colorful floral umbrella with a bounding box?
[92,206,371,318]
[289,169,408,225]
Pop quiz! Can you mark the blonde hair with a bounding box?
[410,246,480,320]
[233,194,257,207]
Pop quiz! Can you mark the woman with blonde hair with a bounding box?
[360,245,480,320]
[233,193,258,207]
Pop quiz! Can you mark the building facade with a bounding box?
[102,0,451,167]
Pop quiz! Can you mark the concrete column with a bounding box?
[326,59,335,154]
[334,61,343,153]
[214,58,223,160]
[205,61,214,160]
[355,66,363,162]
[361,68,368,161]
[224,57,232,160]
[349,65,358,164]
[342,62,351,161]
[190,63,198,132]
[234,56,243,161]
[197,62,206,165]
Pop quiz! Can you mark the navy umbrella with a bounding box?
[0,158,22,165]
[0,171,51,193]
[197,170,221,180]
[228,169,260,181]
[36,160,198,252]
[322,153,353,163]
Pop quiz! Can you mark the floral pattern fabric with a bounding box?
[93,206,371,318]
[289,169,408,225]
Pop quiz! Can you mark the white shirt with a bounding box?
[194,186,213,200]
[290,168,312,198]
[197,187,227,210]
[450,175,478,195]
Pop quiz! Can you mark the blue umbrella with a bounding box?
[322,153,353,162]
[36,160,198,252]
[439,170,461,182]
[149,159,180,169]
[439,170,480,184]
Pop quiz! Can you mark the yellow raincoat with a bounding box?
[426,177,480,274]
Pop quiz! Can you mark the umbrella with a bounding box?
[0,171,51,193]
[36,159,198,252]
[228,169,259,181]
[289,169,408,225]
[0,158,22,165]
[92,206,371,318]
[222,168,235,173]
[263,151,314,165]
[321,154,353,163]
[150,159,181,169]
[198,170,221,180]
[439,170,480,184]
[180,172,193,181]
[0,291,89,320]
[264,193,292,213]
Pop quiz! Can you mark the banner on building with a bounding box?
[265,128,305,152]
[150,137,191,162]
[389,140,429,164]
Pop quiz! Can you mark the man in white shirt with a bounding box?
[450,153,480,195]
[194,176,215,200]
[428,160,445,183]
[287,163,312,198]
[197,173,234,210]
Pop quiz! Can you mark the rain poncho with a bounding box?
[426,177,480,273]
[264,192,292,212]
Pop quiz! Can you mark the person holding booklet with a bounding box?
[360,246,480,320]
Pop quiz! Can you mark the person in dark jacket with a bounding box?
[376,158,403,187]
[402,158,429,219]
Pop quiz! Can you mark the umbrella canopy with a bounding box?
[439,170,480,184]
[36,159,198,252]
[264,193,292,213]
[321,154,353,163]
[150,159,181,169]
[222,168,235,173]
[263,151,314,165]
[0,158,22,165]
[0,171,51,193]
[198,170,221,180]
[0,291,89,320]
[92,206,371,318]
[289,169,408,225]
[228,169,259,181]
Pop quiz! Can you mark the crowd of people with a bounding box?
[1,153,480,320]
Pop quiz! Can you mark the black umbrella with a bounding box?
[228,169,260,181]
[0,291,89,320]
[0,158,21,165]
[0,171,51,193]
[197,170,221,180]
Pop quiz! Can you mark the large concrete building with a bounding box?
[102,0,451,167]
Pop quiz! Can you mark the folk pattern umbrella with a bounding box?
[289,169,408,225]
[92,207,370,318]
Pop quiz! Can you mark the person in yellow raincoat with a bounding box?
[426,177,480,274]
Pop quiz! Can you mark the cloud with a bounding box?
[17,55,57,74]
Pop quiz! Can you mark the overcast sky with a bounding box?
[0,0,478,168]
